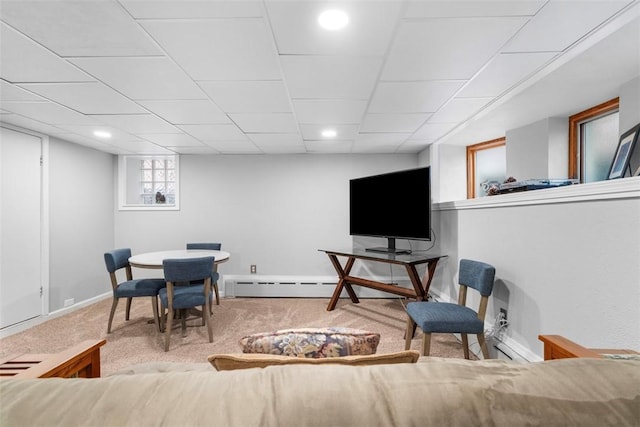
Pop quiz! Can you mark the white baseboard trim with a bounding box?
[0,292,111,339]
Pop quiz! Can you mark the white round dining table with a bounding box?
[128,249,230,269]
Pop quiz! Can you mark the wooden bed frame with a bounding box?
[0,339,106,379]
[538,335,639,360]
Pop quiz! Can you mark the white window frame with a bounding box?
[118,155,180,211]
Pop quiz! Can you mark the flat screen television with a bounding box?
[349,166,431,254]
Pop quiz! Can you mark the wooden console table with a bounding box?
[320,249,446,311]
[538,335,639,360]
[0,339,106,379]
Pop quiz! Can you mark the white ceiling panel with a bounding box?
[48,132,124,152]
[397,139,434,153]
[299,124,359,141]
[17,82,146,114]
[266,1,404,55]
[382,17,529,81]
[0,1,161,57]
[199,81,291,113]
[0,114,67,136]
[280,55,383,99]
[352,134,407,153]
[369,81,464,113]
[52,124,140,143]
[202,140,262,154]
[178,124,247,141]
[230,113,298,133]
[169,146,219,154]
[0,101,102,125]
[141,133,204,147]
[429,97,493,123]
[503,0,633,53]
[141,19,282,81]
[0,80,44,101]
[360,113,431,133]
[412,122,457,140]
[137,100,230,125]
[293,99,368,124]
[457,52,558,98]
[90,114,179,135]
[248,133,303,145]
[405,1,545,18]
[120,1,264,19]
[106,139,174,154]
[0,24,93,83]
[69,57,206,100]
[305,140,353,154]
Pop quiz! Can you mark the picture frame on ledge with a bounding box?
[608,123,639,179]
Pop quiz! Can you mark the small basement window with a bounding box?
[118,155,179,211]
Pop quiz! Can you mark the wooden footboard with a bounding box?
[538,335,639,361]
[0,339,106,379]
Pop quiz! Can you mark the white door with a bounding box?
[0,126,43,329]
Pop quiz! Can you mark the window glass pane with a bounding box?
[154,169,165,181]
[153,159,165,169]
[475,145,506,197]
[142,160,152,168]
[143,183,153,193]
[582,112,619,182]
[142,170,152,181]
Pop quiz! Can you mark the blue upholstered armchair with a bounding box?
[405,259,496,359]
[104,248,166,333]
[160,256,215,351]
[186,243,222,305]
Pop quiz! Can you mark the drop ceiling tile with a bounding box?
[280,55,382,99]
[179,124,247,141]
[369,81,464,113]
[137,100,230,125]
[503,0,632,53]
[397,139,435,153]
[120,1,264,18]
[51,124,139,143]
[248,133,303,146]
[141,133,204,147]
[141,19,281,80]
[200,81,291,113]
[0,114,67,136]
[293,99,367,124]
[69,57,206,100]
[168,146,219,154]
[202,140,262,154]
[305,140,353,154]
[458,52,558,98]
[360,113,431,133]
[382,17,529,80]
[0,1,161,57]
[90,114,179,135]
[230,113,298,133]
[299,124,359,141]
[17,82,145,114]
[0,81,45,101]
[266,1,403,55]
[405,1,545,18]
[352,134,406,153]
[412,122,457,140]
[50,133,122,153]
[107,140,173,154]
[0,101,102,125]
[429,97,493,123]
[0,24,93,83]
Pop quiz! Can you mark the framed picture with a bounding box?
[608,123,640,179]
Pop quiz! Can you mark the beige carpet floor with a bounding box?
[0,297,470,376]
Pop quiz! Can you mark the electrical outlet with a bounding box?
[499,308,508,321]
[250,264,257,274]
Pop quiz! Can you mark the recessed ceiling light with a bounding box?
[321,129,337,138]
[93,130,112,139]
[318,10,348,31]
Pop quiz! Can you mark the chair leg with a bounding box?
[107,298,119,333]
[181,309,187,337]
[477,333,490,359]
[150,296,160,332]
[204,302,213,343]
[405,316,415,350]
[213,282,220,306]
[125,297,132,321]
[462,334,470,359]
[164,306,173,352]
[422,333,432,356]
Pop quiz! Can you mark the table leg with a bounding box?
[327,255,359,311]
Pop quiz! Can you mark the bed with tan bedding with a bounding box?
[1,354,638,426]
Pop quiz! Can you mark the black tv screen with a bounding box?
[350,167,431,254]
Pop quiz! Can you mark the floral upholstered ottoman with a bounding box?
[239,327,380,358]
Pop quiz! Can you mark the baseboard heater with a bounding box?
[223,275,413,298]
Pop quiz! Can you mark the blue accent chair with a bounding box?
[160,256,215,351]
[405,259,496,359]
[104,248,166,333]
[186,243,221,305]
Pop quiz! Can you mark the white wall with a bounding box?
[48,137,114,311]
[115,154,418,277]
[434,180,640,357]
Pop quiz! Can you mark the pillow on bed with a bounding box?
[208,350,420,371]
[238,327,380,357]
